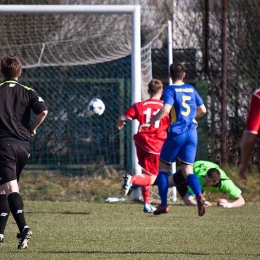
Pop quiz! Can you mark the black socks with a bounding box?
[8,192,26,233]
[0,194,10,235]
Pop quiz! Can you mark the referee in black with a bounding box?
[0,56,48,249]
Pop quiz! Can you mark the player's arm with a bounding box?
[117,104,137,130]
[195,104,206,120]
[218,195,245,208]
[182,193,197,206]
[29,90,48,136]
[29,110,48,136]
[117,115,127,130]
[183,192,212,207]
[139,104,171,129]
[218,179,245,208]
[230,195,245,208]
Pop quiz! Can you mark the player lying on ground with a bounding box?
[169,160,245,208]
[128,160,245,209]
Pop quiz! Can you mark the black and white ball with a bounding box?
[88,98,105,116]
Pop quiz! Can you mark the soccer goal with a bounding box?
[0,4,144,171]
[1,5,183,203]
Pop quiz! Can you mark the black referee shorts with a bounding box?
[0,140,30,185]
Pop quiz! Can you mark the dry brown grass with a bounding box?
[19,165,260,204]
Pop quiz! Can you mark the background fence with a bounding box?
[0,0,259,201]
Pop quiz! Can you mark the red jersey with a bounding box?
[124,98,170,154]
[245,89,260,134]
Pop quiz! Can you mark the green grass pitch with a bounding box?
[1,201,260,260]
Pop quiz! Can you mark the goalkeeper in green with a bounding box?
[168,160,245,208]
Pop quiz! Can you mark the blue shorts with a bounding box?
[160,127,197,165]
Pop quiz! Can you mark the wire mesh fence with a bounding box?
[0,0,260,201]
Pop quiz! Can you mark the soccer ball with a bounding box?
[87,98,105,116]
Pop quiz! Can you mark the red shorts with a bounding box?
[135,143,159,176]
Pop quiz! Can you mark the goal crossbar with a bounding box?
[0,5,139,14]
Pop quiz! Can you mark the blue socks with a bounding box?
[156,171,168,206]
[187,174,201,198]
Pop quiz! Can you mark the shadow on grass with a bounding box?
[39,251,260,257]
[26,211,90,215]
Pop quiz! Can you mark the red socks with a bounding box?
[131,174,152,186]
[141,186,151,204]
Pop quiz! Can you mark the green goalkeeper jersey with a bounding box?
[188,160,242,199]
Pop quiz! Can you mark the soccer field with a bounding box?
[1,201,259,260]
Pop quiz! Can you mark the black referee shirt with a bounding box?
[0,80,48,141]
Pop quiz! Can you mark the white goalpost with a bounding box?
[167,20,177,202]
[0,4,142,176]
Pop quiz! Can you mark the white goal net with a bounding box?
[0,5,162,202]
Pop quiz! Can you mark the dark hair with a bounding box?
[206,168,221,182]
[148,79,163,95]
[1,55,22,79]
[169,62,185,82]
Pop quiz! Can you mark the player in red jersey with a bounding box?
[117,79,170,213]
[239,89,260,180]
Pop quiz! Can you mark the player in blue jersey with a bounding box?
[138,62,207,216]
